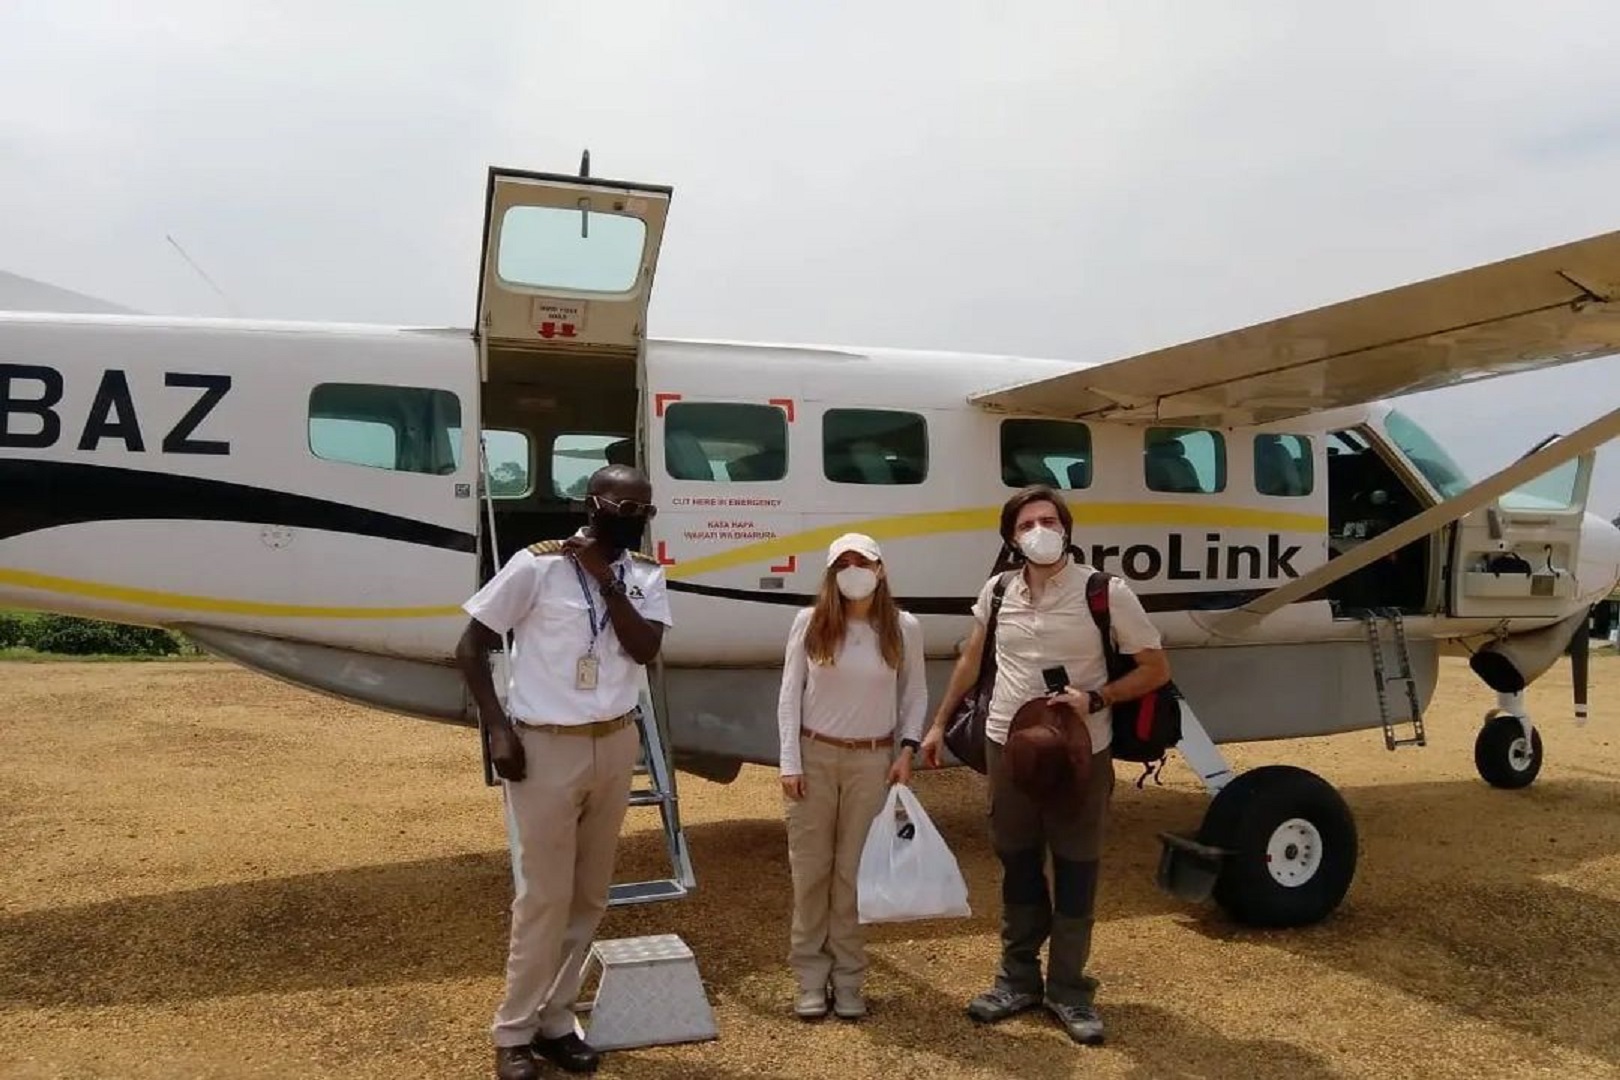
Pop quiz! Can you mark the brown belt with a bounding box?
[802,728,894,751]
[514,711,636,738]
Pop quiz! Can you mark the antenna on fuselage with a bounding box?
[165,234,239,317]
[578,148,591,238]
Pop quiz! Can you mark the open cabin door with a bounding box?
[1450,441,1597,619]
[472,166,673,580]
[476,166,672,365]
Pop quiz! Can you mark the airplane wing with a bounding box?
[969,229,1620,427]
[1206,401,1620,635]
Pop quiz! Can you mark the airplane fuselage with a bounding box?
[3,312,1617,774]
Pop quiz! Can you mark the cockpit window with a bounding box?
[1382,409,1471,499]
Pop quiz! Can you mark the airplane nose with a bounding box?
[1579,511,1620,602]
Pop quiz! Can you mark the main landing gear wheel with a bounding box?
[1195,765,1358,928]
[1474,712,1543,789]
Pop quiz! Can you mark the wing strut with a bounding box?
[1209,403,1620,635]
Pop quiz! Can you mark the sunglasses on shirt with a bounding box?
[588,494,659,519]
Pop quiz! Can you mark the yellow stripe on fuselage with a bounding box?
[664,503,1326,580]
[0,568,462,620]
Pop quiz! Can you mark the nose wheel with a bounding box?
[1474,711,1543,789]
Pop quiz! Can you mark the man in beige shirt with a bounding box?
[924,485,1170,1046]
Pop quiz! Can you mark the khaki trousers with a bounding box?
[784,736,892,993]
[491,721,639,1047]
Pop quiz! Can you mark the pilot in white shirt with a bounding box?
[456,464,673,1080]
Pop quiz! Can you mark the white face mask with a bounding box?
[836,566,879,601]
[1017,525,1067,566]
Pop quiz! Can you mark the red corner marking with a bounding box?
[770,555,798,574]
[654,392,683,418]
[769,398,796,423]
[656,541,677,566]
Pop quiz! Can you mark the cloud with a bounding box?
[2,0,1618,509]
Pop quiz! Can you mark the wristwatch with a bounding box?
[598,576,627,598]
[900,738,920,752]
[1086,690,1107,714]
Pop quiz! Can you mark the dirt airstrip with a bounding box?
[3,655,1620,1079]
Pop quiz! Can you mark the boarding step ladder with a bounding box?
[608,678,697,906]
[1362,609,1427,750]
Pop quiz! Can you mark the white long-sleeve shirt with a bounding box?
[777,607,928,776]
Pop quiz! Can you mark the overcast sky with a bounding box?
[3,1,1619,514]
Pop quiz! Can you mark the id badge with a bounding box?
[575,655,600,691]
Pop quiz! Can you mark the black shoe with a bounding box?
[530,1031,602,1074]
[494,1046,540,1080]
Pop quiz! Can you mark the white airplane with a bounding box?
[3,162,1620,930]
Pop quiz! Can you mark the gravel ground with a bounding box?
[2,654,1619,1079]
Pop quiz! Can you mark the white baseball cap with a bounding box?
[826,532,882,567]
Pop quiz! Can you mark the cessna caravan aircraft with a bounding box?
[3,164,1620,930]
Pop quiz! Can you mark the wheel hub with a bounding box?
[1264,818,1323,887]
[1508,737,1534,771]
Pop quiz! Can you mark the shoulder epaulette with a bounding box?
[629,550,658,565]
[526,540,566,557]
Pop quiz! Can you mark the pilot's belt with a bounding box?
[514,710,638,737]
[802,727,894,751]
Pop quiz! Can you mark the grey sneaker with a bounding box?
[832,986,866,1020]
[794,988,828,1020]
[966,986,1041,1023]
[1046,999,1104,1045]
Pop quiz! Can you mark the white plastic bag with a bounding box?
[856,784,972,924]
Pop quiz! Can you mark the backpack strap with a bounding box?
[1085,571,1120,672]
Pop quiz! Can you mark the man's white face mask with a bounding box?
[1017,525,1067,566]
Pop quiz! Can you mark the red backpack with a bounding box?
[1084,571,1184,787]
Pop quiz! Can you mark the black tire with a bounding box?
[1195,765,1358,928]
[1474,714,1543,789]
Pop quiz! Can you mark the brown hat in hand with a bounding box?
[1004,697,1093,805]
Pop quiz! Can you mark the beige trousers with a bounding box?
[784,736,892,993]
[491,721,639,1047]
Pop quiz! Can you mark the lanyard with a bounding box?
[573,558,625,656]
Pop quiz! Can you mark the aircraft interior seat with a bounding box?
[664,429,713,482]
[1255,437,1305,497]
[726,448,785,482]
[1006,452,1060,489]
[847,441,895,485]
[1146,440,1202,493]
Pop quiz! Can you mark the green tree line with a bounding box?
[0,611,201,659]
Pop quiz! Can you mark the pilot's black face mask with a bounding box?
[588,494,654,551]
[592,512,647,552]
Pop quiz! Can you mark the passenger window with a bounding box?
[1000,419,1092,489]
[1145,427,1226,494]
[308,383,462,475]
[1254,434,1314,497]
[823,408,928,485]
[552,433,633,499]
[663,402,788,482]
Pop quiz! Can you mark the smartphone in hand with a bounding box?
[1041,665,1069,695]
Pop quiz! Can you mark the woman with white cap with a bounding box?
[777,531,927,1021]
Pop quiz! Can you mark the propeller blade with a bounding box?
[1571,607,1592,724]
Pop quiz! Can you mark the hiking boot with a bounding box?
[832,986,866,1020]
[965,985,1041,1023]
[794,987,829,1020]
[1046,999,1105,1045]
[494,1046,539,1080]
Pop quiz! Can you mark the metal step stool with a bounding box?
[573,934,718,1051]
